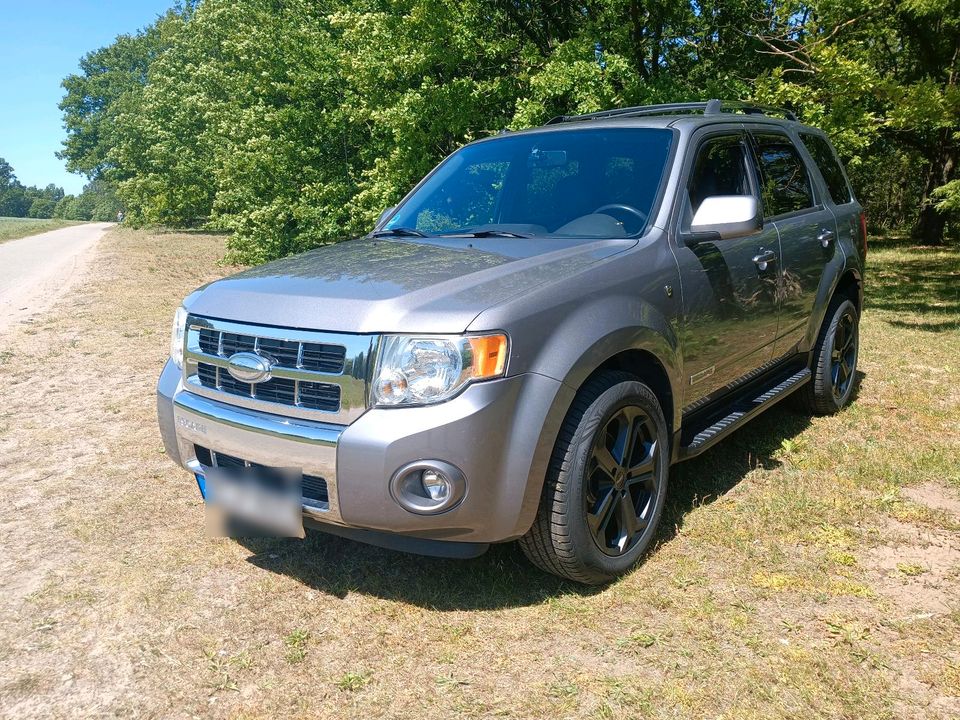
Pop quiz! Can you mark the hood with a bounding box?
[186,236,634,333]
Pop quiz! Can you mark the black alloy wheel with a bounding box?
[519,370,669,585]
[586,406,660,556]
[830,309,858,401]
[796,296,860,415]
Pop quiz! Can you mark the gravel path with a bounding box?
[0,222,112,334]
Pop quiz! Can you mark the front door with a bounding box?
[672,129,782,410]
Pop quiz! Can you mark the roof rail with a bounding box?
[544,99,797,125]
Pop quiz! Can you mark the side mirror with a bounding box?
[689,195,761,240]
[376,205,396,229]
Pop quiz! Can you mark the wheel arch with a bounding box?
[585,349,675,438]
[834,268,863,314]
[556,326,681,438]
[512,324,682,539]
[806,264,863,352]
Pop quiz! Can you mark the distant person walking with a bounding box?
[117,210,125,223]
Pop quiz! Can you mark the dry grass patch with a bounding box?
[0,230,958,718]
[0,216,84,243]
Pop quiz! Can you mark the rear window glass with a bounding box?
[751,133,814,217]
[800,133,852,205]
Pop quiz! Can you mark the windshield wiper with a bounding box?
[371,226,429,238]
[442,230,533,238]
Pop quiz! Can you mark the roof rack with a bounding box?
[544,99,798,125]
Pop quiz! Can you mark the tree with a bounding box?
[0,157,14,186]
[56,0,960,259]
[51,180,121,221]
[53,195,84,220]
[58,7,190,181]
[753,0,960,243]
[0,158,66,218]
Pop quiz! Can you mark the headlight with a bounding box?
[169,306,188,368]
[373,333,508,406]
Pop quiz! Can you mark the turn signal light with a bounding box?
[468,334,508,378]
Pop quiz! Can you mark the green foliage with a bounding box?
[58,7,190,180]
[53,195,86,221]
[753,0,960,241]
[52,180,121,222]
[28,197,57,219]
[57,0,960,261]
[0,158,65,219]
[933,179,960,213]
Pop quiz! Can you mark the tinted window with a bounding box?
[687,135,751,216]
[388,128,674,238]
[410,160,509,233]
[751,133,814,216]
[800,133,852,205]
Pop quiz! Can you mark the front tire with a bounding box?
[797,296,860,415]
[519,371,670,585]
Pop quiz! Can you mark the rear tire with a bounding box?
[519,371,669,585]
[796,296,860,415]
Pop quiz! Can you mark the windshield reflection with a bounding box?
[386,128,673,240]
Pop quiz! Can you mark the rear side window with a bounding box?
[800,133,852,205]
[751,133,814,217]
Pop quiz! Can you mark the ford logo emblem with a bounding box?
[226,351,273,384]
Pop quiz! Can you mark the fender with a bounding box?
[525,294,680,417]
[804,244,863,354]
[500,290,682,438]
[504,296,683,537]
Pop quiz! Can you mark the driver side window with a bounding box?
[685,135,753,227]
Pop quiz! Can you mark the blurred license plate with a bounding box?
[204,464,304,538]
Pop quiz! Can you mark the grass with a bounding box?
[0,229,958,718]
[0,216,85,243]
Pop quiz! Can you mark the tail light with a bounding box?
[858,211,868,258]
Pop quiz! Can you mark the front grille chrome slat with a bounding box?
[188,350,348,385]
[183,315,376,425]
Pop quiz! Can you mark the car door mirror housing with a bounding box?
[689,195,762,240]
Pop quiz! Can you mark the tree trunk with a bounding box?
[913,131,956,245]
[629,0,649,79]
[914,199,946,246]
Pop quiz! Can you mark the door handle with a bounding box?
[752,249,777,271]
[817,228,835,248]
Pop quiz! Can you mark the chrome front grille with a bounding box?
[197,328,346,373]
[195,360,340,411]
[183,315,378,424]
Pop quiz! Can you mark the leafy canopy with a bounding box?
[58,0,960,260]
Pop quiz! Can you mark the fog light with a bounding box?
[421,470,451,501]
[389,460,466,515]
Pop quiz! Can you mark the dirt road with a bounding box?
[0,222,112,333]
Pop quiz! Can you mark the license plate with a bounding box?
[203,464,304,538]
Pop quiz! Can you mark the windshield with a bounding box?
[385,128,674,239]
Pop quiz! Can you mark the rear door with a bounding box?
[747,128,836,359]
[798,130,862,259]
[672,127,782,409]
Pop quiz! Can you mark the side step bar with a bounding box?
[677,367,811,461]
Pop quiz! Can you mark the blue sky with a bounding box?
[0,1,173,194]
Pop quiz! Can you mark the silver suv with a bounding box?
[158,100,866,584]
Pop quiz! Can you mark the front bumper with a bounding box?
[157,359,569,547]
